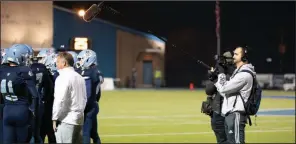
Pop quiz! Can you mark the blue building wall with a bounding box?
[53,7,117,78]
[53,6,165,78]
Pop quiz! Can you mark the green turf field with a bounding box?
[46,90,296,143]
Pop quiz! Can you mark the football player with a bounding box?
[1,48,9,66]
[0,44,39,143]
[77,50,104,144]
[32,48,56,143]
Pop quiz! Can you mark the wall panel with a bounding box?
[116,30,165,87]
[1,1,53,50]
[53,7,117,78]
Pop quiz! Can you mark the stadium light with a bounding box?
[78,9,85,17]
[266,57,272,63]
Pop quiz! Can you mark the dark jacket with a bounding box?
[211,65,235,114]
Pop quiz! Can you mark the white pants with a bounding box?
[55,122,83,144]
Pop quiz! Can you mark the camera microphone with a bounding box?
[83,2,104,22]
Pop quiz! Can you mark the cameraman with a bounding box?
[206,51,235,143]
[211,46,256,143]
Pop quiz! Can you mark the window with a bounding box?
[74,37,88,50]
[284,78,294,84]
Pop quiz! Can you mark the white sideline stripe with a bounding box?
[258,108,295,112]
[258,115,295,117]
[99,108,295,119]
[101,119,295,127]
[100,129,293,137]
[99,113,295,119]
[99,115,204,119]
[105,108,295,114]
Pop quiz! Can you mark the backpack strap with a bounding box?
[232,69,254,107]
[239,70,256,94]
[230,65,244,79]
[233,69,255,126]
[238,93,252,126]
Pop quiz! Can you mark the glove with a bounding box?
[30,137,35,144]
[29,106,36,117]
[201,98,213,116]
[207,70,218,82]
[215,64,225,74]
[225,64,235,75]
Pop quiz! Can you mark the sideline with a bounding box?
[100,129,293,137]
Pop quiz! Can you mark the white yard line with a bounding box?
[99,112,295,119]
[103,108,295,115]
[100,129,294,137]
[100,119,295,127]
[258,108,295,111]
[99,115,204,119]
[257,115,295,117]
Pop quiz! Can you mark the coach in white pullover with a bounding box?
[214,47,255,144]
[52,52,87,144]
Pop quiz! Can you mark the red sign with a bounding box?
[279,44,286,54]
[143,54,152,60]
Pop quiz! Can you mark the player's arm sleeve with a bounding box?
[96,71,104,102]
[95,82,101,102]
[0,93,2,103]
[97,70,104,85]
[52,76,69,121]
[25,77,39,138]
[214,73,248,96]
[23,71,39,113]
[42,70,54,101]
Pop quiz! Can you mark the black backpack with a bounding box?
[234,70,262,126]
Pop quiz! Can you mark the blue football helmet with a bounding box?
[24,44,34,58]
[6,44,32,66]
[23,44,34,65]
[44,53,58,73]
[77,50,97,69]
[37,48,55,64]
[1,48,9,64]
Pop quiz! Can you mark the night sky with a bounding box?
[54,1,295,87]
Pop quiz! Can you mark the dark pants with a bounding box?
[40,102,56,143]
[0,119,2,144]
[91,116,101,144]
[3,105,30,143]
[29,102,43,144]
[154,78,161,88]
[0,104,4,144]
[211,112,227,143]
[83,103,99,143]
[28,107,43,144]
[131,79,136,88]
[224,112,247,144]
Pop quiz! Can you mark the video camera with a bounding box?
[214,51,233,67]
[207,51,234,81]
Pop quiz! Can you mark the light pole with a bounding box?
[215,0,221,55]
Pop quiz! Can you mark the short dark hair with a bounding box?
[57,52,74,67]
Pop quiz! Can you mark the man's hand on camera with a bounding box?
[215,64,225,74]
[208,67,218,82]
